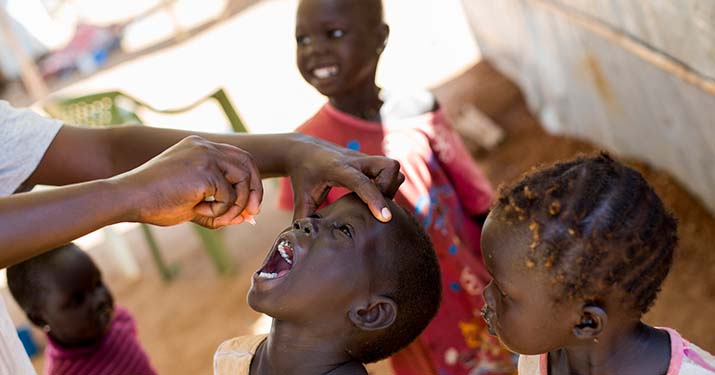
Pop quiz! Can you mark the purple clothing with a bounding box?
[44,306,156,375]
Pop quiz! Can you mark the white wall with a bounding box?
[461,0,715,215]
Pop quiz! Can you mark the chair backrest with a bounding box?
[44,89,247,133]
[44,91,144,127]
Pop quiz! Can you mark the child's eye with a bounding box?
[338,224,352,238]
[296,35,312,46]
[497,286,508,299]
[72,293,85,306]
[328,29,345,39]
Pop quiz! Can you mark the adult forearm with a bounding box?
[0,179,131,268]
[111,128,307,177]
[102,126,300,178]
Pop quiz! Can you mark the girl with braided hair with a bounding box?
[480,152,715,375]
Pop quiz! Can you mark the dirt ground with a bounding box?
[24,59,713,373]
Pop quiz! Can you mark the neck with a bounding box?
[251,320,365,375]
[330,83,382,122]
[550,321,670,375]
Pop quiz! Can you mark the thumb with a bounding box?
[292,185,330,221]
[292,191,316,221]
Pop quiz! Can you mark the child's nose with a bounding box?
[483,282,497,307]
[293,217,318,235]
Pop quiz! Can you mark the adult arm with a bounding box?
[25,125,403,220]
[0,136,261,267]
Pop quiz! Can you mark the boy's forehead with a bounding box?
[322,194,374,219]
[297,0,381,24]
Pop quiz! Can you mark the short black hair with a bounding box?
[493,152,677,314]
[361,0,385,28]
[7,243,81,312]
[298,0,385,27]
[350,203,441,363]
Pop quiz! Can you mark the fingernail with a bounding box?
[245,216,256,226]
[381,207,392,221]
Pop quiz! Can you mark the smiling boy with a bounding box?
[214,194,441,375]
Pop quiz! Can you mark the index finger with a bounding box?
[343,173,393,222]
[215,144,264,213]
[356,156,403,199]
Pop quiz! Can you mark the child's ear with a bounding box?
[27,311,47,329]
[378,24,389,51]
[572,305,608,341]
[348,296,397,331]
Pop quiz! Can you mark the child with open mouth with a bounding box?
[214,194,442,375]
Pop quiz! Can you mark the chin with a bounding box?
[498,337,544,356]
[246,288,265,312]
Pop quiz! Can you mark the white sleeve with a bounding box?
[0,296,36,375]
[518,354,543,375]
[0,100,62,196]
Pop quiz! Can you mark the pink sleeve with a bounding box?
[429,111,493,215]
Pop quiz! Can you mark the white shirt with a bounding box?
[0,100,62,375]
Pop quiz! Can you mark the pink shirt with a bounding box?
[517,328,715,374]
[44,306,156,375]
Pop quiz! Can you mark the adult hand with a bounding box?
[116,136,263,228]
[285,135,404,222]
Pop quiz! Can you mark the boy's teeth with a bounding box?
[278,240,293,264]
[313,66,338,79]
[258,272,279,279]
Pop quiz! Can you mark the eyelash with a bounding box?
[493,282,508,299]
[336,224,352,239]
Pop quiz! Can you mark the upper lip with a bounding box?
[305,61,339,71]
[259,230,302,273]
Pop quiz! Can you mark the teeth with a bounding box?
[278,240,293,264]
[258,272,279,279]
[313,66,338,79]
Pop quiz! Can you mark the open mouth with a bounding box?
[312,65,339,79]
[256,238,295,280]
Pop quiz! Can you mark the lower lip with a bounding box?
[311,73,338,84]
[252,269,291,287]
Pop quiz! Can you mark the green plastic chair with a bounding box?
[44,89,247,280]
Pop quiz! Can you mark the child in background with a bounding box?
[480,153,715,375]
[7,243,156,375]
[278,0,516,374]
[214,194,442,374]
